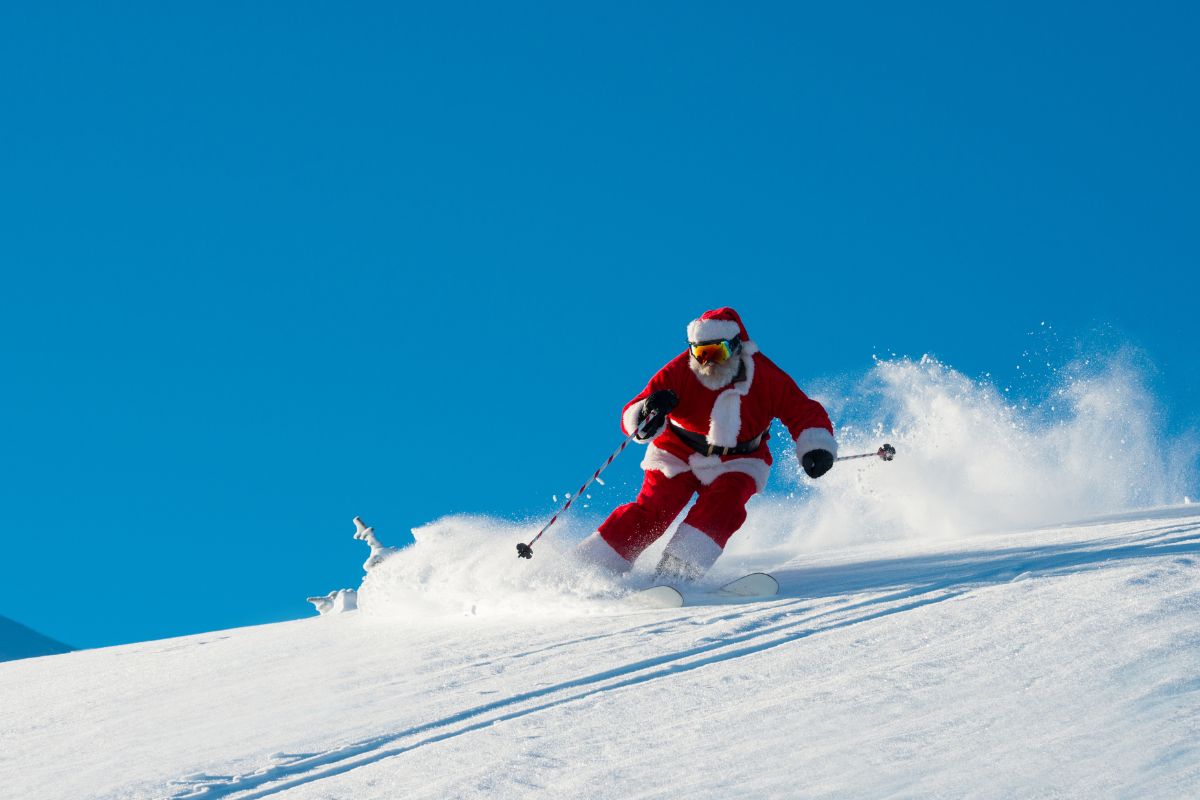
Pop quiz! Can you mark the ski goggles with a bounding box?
[689,339,737,364]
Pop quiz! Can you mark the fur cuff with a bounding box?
[660,523,723,575]
[575,532,633,573]
[795,427,838,459]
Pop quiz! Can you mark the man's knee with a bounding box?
[633,471,695,515]
[704,471,758,506]
[686,472,758,546]
[597,471,697,561]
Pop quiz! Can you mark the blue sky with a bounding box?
[2,2,1197,648]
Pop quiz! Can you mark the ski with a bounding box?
[626,584,685,608]
[710,572,779,599]
[627,572,779,609]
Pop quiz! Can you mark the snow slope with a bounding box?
[4,505,1199,799]
[0,615,73,662]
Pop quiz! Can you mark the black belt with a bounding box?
[668,422,765,457]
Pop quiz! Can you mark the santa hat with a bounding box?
[687,307,753,347]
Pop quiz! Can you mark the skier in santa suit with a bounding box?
[576,307,837,581]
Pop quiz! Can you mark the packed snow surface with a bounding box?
[3,506,1199,799]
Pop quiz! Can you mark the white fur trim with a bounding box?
[661,522,723,573]
[688,452,771,492]
[706,348,757,447]
[641,444,771,492]
[795,427,838,459]
[575,532,633,573]
[641,444,692,479]
[622,400,644,437]
[623,399,668,443]
[688,317,742,344]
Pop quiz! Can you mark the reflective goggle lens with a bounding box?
[689,340,734,364]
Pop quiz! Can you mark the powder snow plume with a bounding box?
[356,515,635,621]
[358,351,1197,618]
[728,352,1198,560]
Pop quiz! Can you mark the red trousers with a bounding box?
[597,469,758,563]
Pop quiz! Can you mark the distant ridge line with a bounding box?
[0,614,75,662]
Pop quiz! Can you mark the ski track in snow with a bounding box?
[168,594,957,798]
[159,513,1200,800]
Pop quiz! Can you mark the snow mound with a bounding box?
[356,515,636,620]
[306,589,358,615]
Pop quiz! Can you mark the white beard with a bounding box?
[689,353,742,390]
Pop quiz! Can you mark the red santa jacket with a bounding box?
[620,342,836,492]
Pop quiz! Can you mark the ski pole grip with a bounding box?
[635,390,677,439]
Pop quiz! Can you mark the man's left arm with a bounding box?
[772,365,837,479]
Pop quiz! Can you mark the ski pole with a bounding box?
[836,443,897,463]
[517,411,663,559]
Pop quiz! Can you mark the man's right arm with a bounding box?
[621,356,684,442]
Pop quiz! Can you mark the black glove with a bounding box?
[801,449,834,479]
[636,389,678,440]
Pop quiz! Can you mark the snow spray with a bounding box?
[724,353,1198,559]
